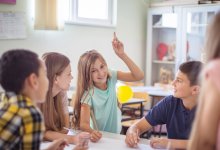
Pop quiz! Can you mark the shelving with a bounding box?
[153,60,175,65]
[183,5,220,61]
[146,4,220,86]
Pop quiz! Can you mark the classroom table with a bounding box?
[68,106,74,115]
[40,131,157,150]
[67,90,74,101]
[121,98,145,118]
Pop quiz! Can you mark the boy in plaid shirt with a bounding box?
[0,49,89,150]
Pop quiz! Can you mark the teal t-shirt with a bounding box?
[81,70,122,134]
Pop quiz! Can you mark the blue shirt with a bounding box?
[145,95,196,139]
[81,70,122,133]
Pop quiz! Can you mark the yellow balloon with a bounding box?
[117,85,133,103]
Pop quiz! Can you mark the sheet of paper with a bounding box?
[88,137,154,150]
[40,130,156,150]
[41,137,154,150]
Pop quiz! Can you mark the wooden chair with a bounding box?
[122,92,150,119]
[121,91,151,136]
[123,81,144,86]
[121,119,140,135]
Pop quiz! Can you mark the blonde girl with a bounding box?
[73,33,144,142]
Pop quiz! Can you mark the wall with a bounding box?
[0,0,147,86]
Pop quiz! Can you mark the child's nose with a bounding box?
[98,70,105,76]
[171,80,175,86]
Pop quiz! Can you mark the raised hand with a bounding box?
[112,32,125,57]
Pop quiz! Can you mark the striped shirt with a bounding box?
[0,92,45,150]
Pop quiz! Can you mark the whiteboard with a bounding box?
[0,12,26,39]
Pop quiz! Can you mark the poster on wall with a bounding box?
[0,0,16,4]
[0,12,26,39]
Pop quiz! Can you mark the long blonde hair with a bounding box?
[39,52,70,131]
[72,50,109,128]
[188,11,220,150]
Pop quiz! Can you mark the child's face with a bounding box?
[172,70,194,99]
[55,64,73,91]
[91,58,108,86]
[37,60,49,103]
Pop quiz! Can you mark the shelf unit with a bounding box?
[145,4,220,85]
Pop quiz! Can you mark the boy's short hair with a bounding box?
[0,49,40,94]
[179,61,203,86]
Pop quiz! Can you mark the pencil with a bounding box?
[90,110,99,131]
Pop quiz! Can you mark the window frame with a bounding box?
[66,0,117,27]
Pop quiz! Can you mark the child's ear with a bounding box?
[27,73,39,90]
[192,85,200,95]
[54,75,58,84]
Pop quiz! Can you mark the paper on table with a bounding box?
[41,137,154,150]
[88,137,154,150]
[66,130,154,150]
[67,129,78,135]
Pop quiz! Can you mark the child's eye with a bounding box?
[177,79,182,83]
[101,65,106,69]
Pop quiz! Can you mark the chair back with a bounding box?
[133,92,150,102]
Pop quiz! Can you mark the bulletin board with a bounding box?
[0,12,26,39]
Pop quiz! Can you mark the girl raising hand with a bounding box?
[73,32,144,142]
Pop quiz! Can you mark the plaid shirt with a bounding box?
[0,92,45,150]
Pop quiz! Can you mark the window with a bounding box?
[66,0,117,27]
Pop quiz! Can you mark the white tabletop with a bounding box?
[67,90,74,100]
[123,98,146,104]
[68,106,74,114]
[131,86,173,97]
[40,131,156,150]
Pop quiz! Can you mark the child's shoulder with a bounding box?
[163,95,179,102]
[81,90,93,99]
[108,69,116,76]
[108,69,117,83]
[160,95,181,107]
[19,105,42,119]
[204,59,220,91]
[205,59,220,75]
